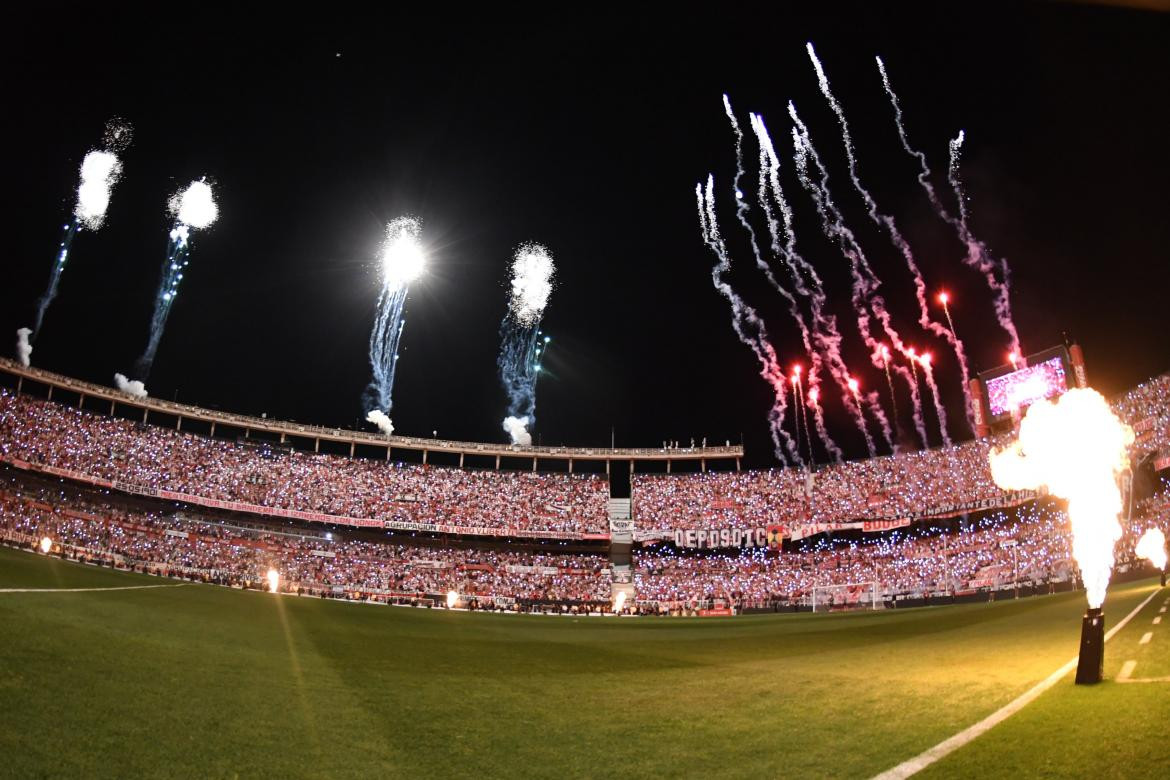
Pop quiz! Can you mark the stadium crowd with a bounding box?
[633,373,1170,532]
[0,475,612,605]
[0,390,609,536]
[635,500,1169,609]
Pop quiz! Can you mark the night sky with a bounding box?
[4,3,1168,467]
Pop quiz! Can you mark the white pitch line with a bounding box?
[0,584,185,593]
[1160,607,1167,614]
[1155,616,1162,625]
[1139,632,1153,645]
[1118,660,1136,681]
[871,587,1162,780]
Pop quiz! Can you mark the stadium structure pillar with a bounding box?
[314,437,319,453]
[78,392,85,409]
[210,422,216,437]
[736,457,741,471]
[109,399,115,415]
[279,432,286,444]
[1069,343,1088,388]
[423,450,428,465]
[666,460,671,474]
[605,459,610,475]
[387,446,392,461]
[15,376,22,395]
[176,416,182,431]
[459,452,464,468]
[701,458,706,473]
[495,454,501,469]
[46,385,53,401]
[532,457,537,472]
[142,408,149,423]
[349,441,355,458]
[969,378,991,438]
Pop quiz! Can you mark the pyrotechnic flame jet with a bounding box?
[117,179,218,396]
[21,119,132,365]
[990,388,1134,609]
[1135,528,1167,571]
[498,243,555,446]
[365,217,426,435]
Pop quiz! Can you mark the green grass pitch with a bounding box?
[1,546,1167,778]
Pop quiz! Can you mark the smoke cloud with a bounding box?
[15,328,32,367]
[366,409,394,436]
[113,373,148,399]
[503,415,532,446]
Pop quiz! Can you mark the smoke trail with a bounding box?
[364,216,425,435]
[788,105,929,449]
[126,180,218,384]
[864,390,893,448]
[917,354,952,446]
[498,243,555,446]
[876,58,1021,357]
[23,120,132,357]
[697,176,801,466]
[15,328,32,368]
[990,388,1133,608]
[114,372,148,399]
[722,96,841,463]
[807,44,974,432]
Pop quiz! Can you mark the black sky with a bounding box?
[4,3,1168,467]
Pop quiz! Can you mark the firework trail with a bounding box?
[722,96,842,463]
[876,57,1021,358]
[21,120,132,365]
[917,352,952,446]
[498,242,555,446]
[697,176,801,466]
[117,179,217,396]
[364,217,426,436]
[749,107,890,459]
[807,44,974,430]
[789,104,927,449]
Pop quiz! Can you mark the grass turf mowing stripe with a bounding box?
[871,586,1163,780]
[0,584,186,593]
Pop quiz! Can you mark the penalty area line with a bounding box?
[871,587,1163,780]
[0,584,187,594]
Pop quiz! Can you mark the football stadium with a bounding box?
[4,5,1169,778]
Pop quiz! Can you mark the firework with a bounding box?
[119,179,219,394]
[22,120,132,363]
[499,243,555,446]
[365,217,426,435]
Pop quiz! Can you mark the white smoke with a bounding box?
[507,243,555,326]
[366,409,394,436]
[15,328,33,366]
[168,180,218,229]
[113,373,148,399]
[989,388,1134,608]
[503,415,532,446]
[75,150,123,230]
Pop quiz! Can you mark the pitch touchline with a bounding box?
[0,584,186,593]
[871,587,1163,780]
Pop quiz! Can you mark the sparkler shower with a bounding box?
[989,388,1134,609]
[697,43,1030,461]
[19,119,132,366]
[365,217,426,436]
[117,179,218,397]
[498,243,555,446]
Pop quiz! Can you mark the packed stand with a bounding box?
[0,476,611,605]
[634,501,1168,609]
[634,373,1170,532]
[0,390,609,536]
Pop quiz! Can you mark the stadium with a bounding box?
[4,5,1170,779]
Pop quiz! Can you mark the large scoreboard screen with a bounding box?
[984,354,1069,417]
